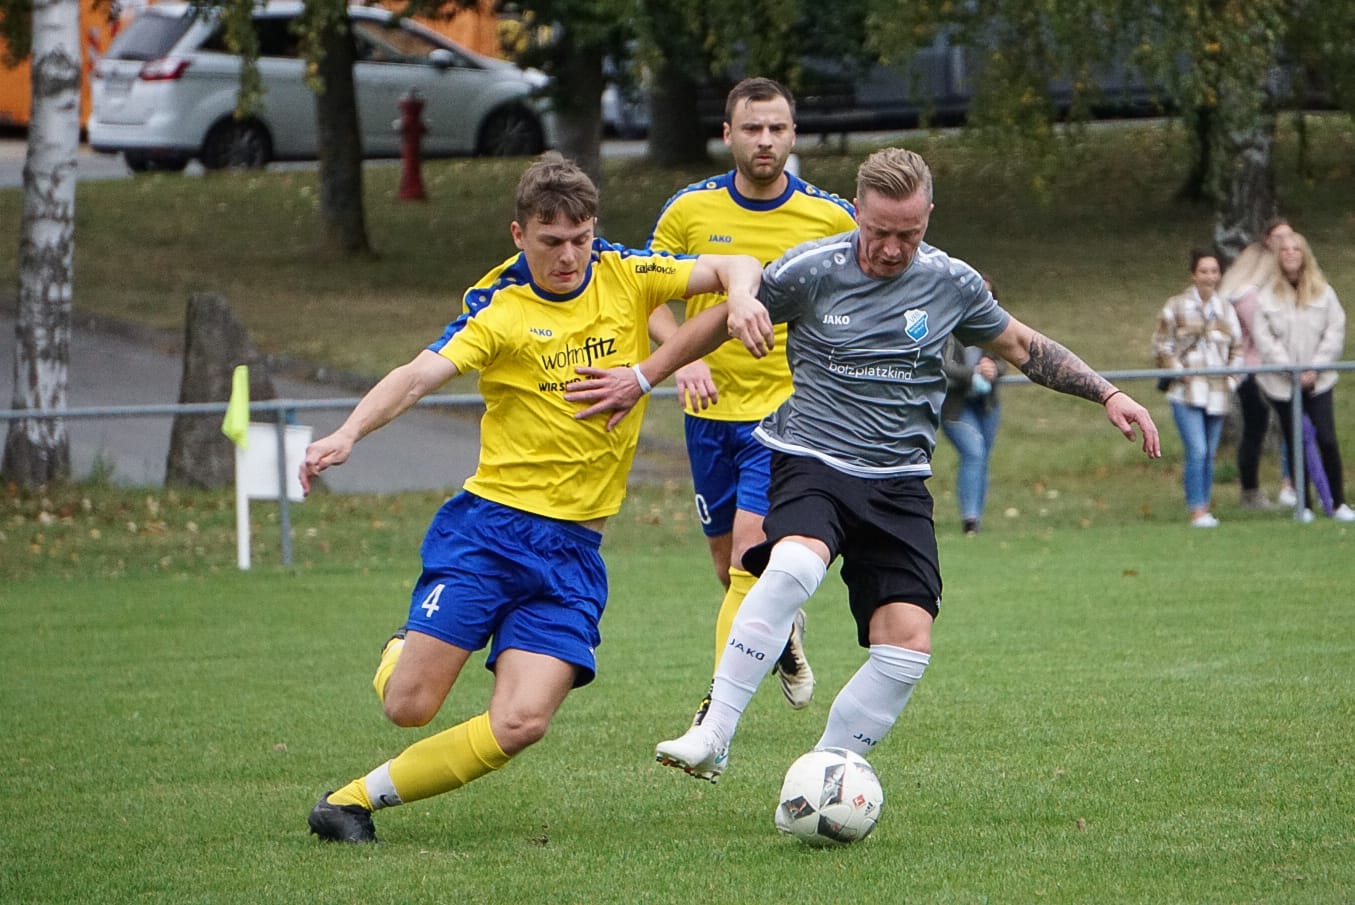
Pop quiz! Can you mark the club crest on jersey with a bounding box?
[904,309,929,342]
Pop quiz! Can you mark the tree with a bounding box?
[865,0,1355,261]
[296,0,370,255]
[214,0,372,256]
[1,0,81,486]
[1127,1,1290,262]
[495,0,635,186]
[632,0,874,167]
[218,0,628,246]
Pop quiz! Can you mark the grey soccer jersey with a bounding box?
[754,232,1010,477]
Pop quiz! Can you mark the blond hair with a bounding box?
[1217,242,1278,303]
[856,148,933,202]
[1267,232,1330,308]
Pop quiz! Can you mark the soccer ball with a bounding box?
[774,747,884,845]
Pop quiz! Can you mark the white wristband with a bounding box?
[631,363,653,395]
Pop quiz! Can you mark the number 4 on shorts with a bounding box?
[420,584,445,618]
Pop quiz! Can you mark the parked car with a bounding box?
[89,2,557,172]
[600,33,1167,140]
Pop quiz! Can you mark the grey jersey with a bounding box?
[754,232,1010,477]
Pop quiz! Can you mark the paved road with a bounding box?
[0,136,136,187]
[0,135,667,188]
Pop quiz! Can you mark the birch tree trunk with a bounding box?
[1213,115,1278,267]
[2,0,81,486]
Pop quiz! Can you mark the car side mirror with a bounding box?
[429,49,455,70]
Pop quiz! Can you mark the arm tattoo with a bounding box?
[1019,333,1115,403]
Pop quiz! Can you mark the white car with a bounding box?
[90,2,557,171]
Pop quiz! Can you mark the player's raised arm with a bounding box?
[984,316,1161,458]
[300,350,460,495]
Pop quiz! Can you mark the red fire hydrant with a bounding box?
[397,90,427,201]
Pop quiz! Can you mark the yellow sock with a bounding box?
[386,712,512,805]
[713,567,756,670]
[372,633,405,703]
[327,778,374,811]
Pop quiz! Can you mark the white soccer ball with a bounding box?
[774,747,884,845]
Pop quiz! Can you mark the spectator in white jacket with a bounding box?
[1253,232,1354,522]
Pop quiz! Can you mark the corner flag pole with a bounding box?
[222,365,251,570]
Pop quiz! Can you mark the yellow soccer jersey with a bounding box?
[431,239,697,522]
[647,170,855,420]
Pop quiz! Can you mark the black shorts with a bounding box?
[742,452,942,647]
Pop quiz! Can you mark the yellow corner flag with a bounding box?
[222,364,250,449]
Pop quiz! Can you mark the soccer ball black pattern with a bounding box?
[774,747,884,845]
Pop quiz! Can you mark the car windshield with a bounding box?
[352,19,472,67]
[105,11,195,61]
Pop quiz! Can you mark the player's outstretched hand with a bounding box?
[674,360,718,411]
[299,433,354,496]
[1105,391,1161,458]
[565,366,645,431]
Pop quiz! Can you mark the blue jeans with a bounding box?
[941,401,1001,521]
[1170,400,1225,511]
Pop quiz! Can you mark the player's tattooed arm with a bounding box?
[1018,333,1117,403]
[985,316,1159,457]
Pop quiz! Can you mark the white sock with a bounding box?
[815,645,930,755]
[704,541,827,743]
[363,761,401,811]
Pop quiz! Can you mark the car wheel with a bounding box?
[476,107,544,157]
[125,151,189,173]
[200,119,272,170]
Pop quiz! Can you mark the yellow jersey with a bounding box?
[431,239,697,522]
[647,170,856,420]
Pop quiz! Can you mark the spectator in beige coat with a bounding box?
[1253,232,1354,522]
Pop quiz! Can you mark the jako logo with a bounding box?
[529,327,553,337]
[726,638,766,661]
[707,234,733,244]
[635,260,678,275]
[822,314,851,325]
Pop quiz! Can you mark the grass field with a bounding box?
[2,483,1354,904]
[3,117,1355,902]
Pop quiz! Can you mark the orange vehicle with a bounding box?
[0,0,126,128]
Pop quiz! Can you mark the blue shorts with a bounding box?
[404,493,606,687]
[684,415,772,537]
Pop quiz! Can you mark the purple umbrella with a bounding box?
[1303,414,1334,515]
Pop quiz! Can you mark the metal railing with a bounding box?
[1001,360,1355,523]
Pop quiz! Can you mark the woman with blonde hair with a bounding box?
[1253,232,1354,522]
